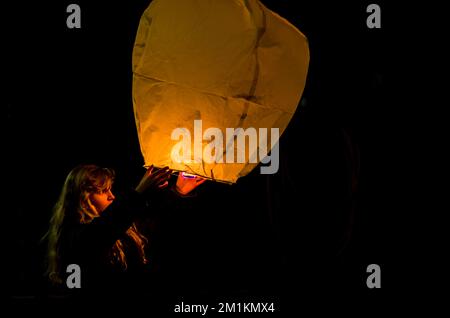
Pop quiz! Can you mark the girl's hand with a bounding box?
[135,165,172,194]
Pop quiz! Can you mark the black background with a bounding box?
[5,0,399,312]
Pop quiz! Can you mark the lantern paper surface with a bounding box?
[132,0,309,183]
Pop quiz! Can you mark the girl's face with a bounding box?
[90,188,115,213]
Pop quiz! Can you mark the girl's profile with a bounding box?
[42,164,203,297]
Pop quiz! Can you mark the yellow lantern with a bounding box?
[132,0,309,183]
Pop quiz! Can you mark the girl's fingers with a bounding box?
[153,166,170,176]
[158,181,169,189]
[151,170,172,185]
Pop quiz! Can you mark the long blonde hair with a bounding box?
[43,165,148,284]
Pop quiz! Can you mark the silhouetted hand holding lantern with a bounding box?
[135,165,172,194]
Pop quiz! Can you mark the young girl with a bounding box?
[43,164,203,296]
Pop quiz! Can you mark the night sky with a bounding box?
[6,0,397,311]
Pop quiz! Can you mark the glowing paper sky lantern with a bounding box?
[132,0,309,183]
